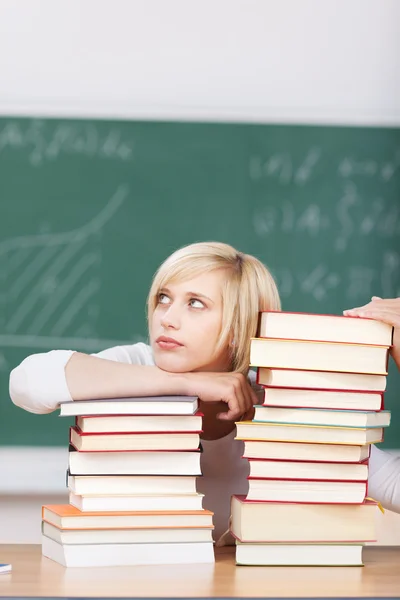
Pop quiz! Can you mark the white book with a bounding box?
[257,367,387,392]
[258,311,393,346]
[69,491,204,512]
[42,535,215,567]
[69,449,202,476]
[236,542,363,566]
[242,440,370,463]
[253,406,391,428]
[236,422,383,445]
[68,474,198,496]
[60,395,199,417]
[42,522,214,545]
[250,338,389,375]
[76,413,202,433]
[260,386,384,410]
[247,478,367,504]
[248,459,368,481]
[70,427,200,452]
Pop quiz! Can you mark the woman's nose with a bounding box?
[160,305,181,330]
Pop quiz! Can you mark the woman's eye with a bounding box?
[158,293,170,305]
[190,298,204,309]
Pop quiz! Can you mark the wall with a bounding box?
[0,0,399,542]
[0,0,399,124]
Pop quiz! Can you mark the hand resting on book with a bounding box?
[344,296,400,370]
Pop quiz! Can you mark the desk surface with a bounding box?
[0,545,400,598]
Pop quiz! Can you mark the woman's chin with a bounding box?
[154,354,194,374]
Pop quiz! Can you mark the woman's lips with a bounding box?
[156,336,183,350]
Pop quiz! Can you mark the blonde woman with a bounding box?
[10,243,400,543]
[9,242,281,543]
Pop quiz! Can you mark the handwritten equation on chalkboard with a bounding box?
[250,147,399,302]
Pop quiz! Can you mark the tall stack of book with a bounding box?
[231,311,393,567]
[41,395,215,567]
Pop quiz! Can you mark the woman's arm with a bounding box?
[10,346,257,427]
[368,445,400,513]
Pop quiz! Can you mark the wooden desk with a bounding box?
[0,545,400,598]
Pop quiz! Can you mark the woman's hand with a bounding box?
[343,296,400,370]
[183,371,258,421]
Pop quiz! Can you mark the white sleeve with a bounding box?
[368,445,400,513]
[9,343,154,415]
[9,350,75,415]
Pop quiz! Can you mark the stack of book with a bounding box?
[41,395,215,567]
[231,311,393,567]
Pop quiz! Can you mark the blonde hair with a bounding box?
[147,242,281,374]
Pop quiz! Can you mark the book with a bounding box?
[230,495,377,542]
[257,368,387,392]
[69,447,202,476]
[242,440,370,462]
[260,387,384,411]
[258,311,393,346]
[0,563,11,574]
[248,459,368,481]
[42,535,215,567]
[253,407,391,428]
[42,521,214,545]
[68,474,198,496]
[76,412,203,433]
[250,338,389,375]
[59,395,199,417]
[42,504,214,529]
[235,542,363,567]
[236,421,383,445]
[70,427,201,452]
[69,491,204,512]
[246,478,367,503]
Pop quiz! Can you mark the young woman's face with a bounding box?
[150,270,231,373]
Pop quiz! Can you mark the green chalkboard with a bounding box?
[0,117,399,447]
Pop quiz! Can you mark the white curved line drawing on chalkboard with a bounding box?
[0,185,131,351]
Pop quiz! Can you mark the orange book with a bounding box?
[42,504,214,530]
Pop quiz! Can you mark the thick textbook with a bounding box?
[250,338,389,375]
[258,311,393,345]
[42,535,215,567]
[230,495,377,542]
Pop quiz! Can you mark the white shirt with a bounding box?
[9,343,400,544]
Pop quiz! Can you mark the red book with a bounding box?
[246,477,368,504]
[256,367,387,394]
[242,440,371,463]
[75,411,203,434]
[247,457,369,481]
